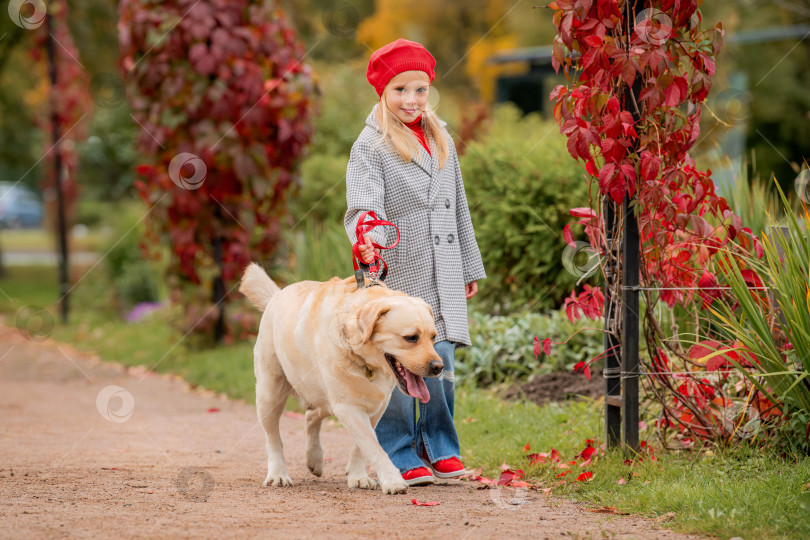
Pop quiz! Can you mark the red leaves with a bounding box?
[411,499,439,506]
[564,284,605,323]
[697,270,720,308]
[576,471,594,482]
[498,469,525,486]
[573,360,592,381]
[533,337,552,359]
[577,444,597,462]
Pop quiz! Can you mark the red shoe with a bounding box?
[402,467,434,486]
[421,450,466,479]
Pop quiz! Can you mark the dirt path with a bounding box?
[0,325,700,539]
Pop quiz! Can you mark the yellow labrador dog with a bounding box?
[239,263,443,494]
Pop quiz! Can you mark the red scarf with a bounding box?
[405,115,431,156]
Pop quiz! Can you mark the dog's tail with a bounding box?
[239,263,281,311]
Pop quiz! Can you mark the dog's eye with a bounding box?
[403,334,419,343]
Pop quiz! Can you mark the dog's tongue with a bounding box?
[403,370,430,403]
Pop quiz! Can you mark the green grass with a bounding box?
[0,227,107,252]
[456,390,810,540]
[2,264,809,538]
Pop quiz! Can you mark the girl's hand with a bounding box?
[465,281,478,299]
[359,234,380,265]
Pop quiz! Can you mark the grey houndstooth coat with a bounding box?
[344,104,487,346]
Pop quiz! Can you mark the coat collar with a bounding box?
[365,104,446,178]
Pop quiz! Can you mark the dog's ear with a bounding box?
[356,300,391,344]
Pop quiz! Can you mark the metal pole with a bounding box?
[620,0,645,452]
[212,205,226,343]
[46,12,70,323]
[621,195,640,451]
[604,199,621,448]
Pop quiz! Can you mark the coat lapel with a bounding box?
[426,137,442,206]
[412,145,432,177]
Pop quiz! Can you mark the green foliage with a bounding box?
[722,161,783,237]
[287,59,375,226]
[712,186,810,454]
[458,389,810,540]
[460,103,592,311]
[273,219,353,284]
[290,153,349,225]
[457,308,602,386]
[77,106,140,201]
[102,204,160,310]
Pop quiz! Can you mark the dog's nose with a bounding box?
[429,360,444,376]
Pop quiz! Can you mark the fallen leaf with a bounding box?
[523,442,531,452]
[578,446,597,462]
[617,477,626,485]
[555,470,572,478]
[500,461,512,471]
[411,499,439,506]
[509,480,533,488]
[207,408,220,413]
[498,469,525,485]
[576,471,593,482]
[462,417,477,423]
[586,506,629,515]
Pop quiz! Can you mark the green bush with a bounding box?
[456,308,603,387]
[712,185,810,454]
[272,219,354,285]
[460,103,592,312]
[289,153,348,224]
[102,203,161,310]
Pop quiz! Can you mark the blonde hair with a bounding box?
[375,90,449,169]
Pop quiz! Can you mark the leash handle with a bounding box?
[352,211,400,282]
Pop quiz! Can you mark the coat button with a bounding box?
[434,235,440,245]
[447,234,454,243]
[445,198,451,208]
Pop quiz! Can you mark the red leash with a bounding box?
[352,211,400,283]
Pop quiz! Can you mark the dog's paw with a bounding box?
[347,475,377,490]
[379,476,408,495]
[306,451,323,477]
[263,474,293,487]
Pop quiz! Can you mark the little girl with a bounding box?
[344,38,486,486]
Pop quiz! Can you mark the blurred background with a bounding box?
[0,0,808,401]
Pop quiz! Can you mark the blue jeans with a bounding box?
[375,340,460,473]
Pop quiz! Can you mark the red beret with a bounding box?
[366,39,436,97]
